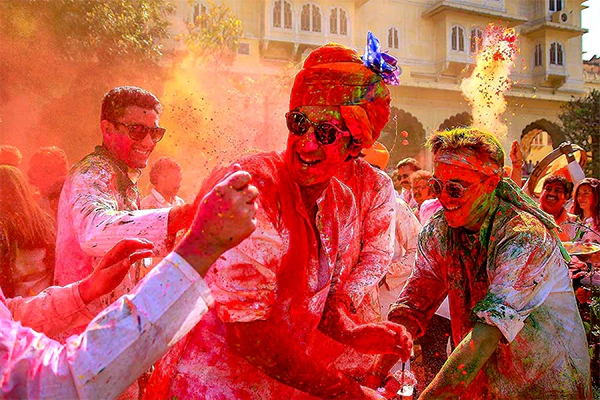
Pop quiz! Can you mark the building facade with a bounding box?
[168,0,592,169]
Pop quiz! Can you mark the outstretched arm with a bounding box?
[0,170,258,399]
[419,323,502,399]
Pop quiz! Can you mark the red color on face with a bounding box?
[434,161,496,231]
[103,106,159,169]
[397,166,417,190]
[412,178,433,206]
[540,182,568,217]
[155,167,183,199]
[285,106,353,188]
[576,184,596,217]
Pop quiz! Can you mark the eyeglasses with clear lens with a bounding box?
[109,120,166,143]
[285,111,349,145]
[428,177,481,199]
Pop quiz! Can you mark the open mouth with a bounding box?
[297,153,321,167]
[443,205,461,212]
[545,195,558,202]
[132,148,151,157]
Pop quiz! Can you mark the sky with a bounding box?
[582,0,600,59]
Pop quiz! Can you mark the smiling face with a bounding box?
[540,182,568,217]
[285,106,358,188]
[433,159,499,231]
[101,105,159,169]
[576,184,596,218]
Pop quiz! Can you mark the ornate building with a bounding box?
[168,0,592,169]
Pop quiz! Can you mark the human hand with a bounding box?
[347,321,412,361]
[509,141,523,167]
[558,142,576,163]
[79,239,154,304]
[176,165,258,272]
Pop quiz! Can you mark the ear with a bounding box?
[347,142,362,159]
[100,119,115,144]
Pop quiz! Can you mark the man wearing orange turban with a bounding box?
[147,34,410,399]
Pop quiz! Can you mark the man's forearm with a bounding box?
[419,322,502,399]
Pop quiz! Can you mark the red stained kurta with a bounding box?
[147,152,395,398]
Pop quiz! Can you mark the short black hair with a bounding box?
[101,86,162,122]
[542,175,573,199]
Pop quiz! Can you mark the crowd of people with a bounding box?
[0,32,596,399]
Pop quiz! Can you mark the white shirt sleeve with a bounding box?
[0,252,212,399]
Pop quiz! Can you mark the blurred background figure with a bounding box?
[0,145,22,167]
[141,156,186,209]
[539,175,576,241]
[396,157,421,209]
[572,178,600,243]
[410,170,440,223]
[0,165,55,298]
[27,146,69,214]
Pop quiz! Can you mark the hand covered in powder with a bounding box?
[176,165,258,274]
[79,238,155,304]
[509,140,523,167]
[347,321,412,361]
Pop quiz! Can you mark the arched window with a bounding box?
[549,0,563,12]
[451,25,465,52]
[301,4,322,32]
[330,7,348,35]
[469,28,483,53]
[273,0,292,29]
[534,43,543,66]
[388,27,399,49]
[549,42,564,65]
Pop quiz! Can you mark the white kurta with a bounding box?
[0,253,213,399]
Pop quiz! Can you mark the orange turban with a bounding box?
[289,43,391,148]
[361,142,390,170]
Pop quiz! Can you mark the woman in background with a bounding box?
[0,164,55,297]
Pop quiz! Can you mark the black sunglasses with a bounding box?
[429,177,486,199]
[285,111,350,145]
[109,120,166,143]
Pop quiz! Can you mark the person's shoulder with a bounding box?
[236,151,284,178]
[69,149,115,179]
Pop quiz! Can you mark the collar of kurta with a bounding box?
[95,145,142,184]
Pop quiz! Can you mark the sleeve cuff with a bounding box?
[74,284,97,321]
[170,252,214,307]
[474,302,525,343]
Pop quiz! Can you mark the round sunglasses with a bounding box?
[109,120,166,143]
[285,111,350,145]
[428,177,486,198]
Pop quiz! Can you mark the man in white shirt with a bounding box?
[0,169,258,399]
[141,156,186,209]
[55,86,195,308]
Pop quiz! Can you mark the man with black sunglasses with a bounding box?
[379,127,591,398]
[54,86,195,329]
[148,35,411,399]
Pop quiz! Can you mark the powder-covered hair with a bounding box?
[101,86,162,122]
[427,127,505,169]
[149,157,182,185]
[410,169,432,183]
[396,157,421,171]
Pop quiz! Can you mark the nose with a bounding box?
[140,132,155,148]
[300,128,320,152]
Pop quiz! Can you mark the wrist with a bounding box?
[78,277,95,305]
[175,233,223,276]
